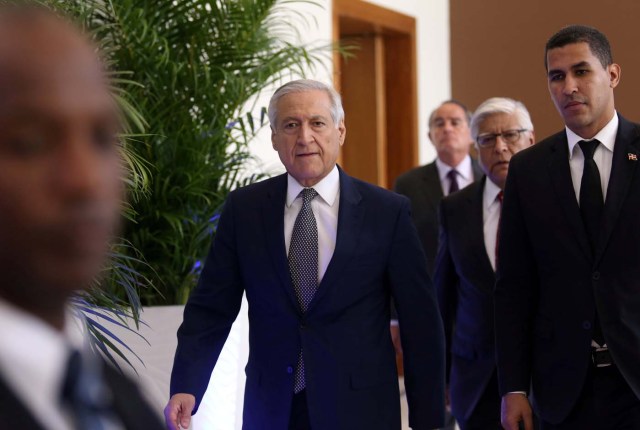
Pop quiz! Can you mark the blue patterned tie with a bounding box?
[288,188,318,393]
[61,350,112,430]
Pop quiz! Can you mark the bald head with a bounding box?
[0,5,124,327]
[0,6,106,103]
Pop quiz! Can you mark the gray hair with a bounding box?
[268,79,345,129]
[470,97,533,139]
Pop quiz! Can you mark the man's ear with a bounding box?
[609,63,621,88]
[338,120,346,146]
[271,127,277,150]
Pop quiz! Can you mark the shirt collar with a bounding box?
[286,164,340,207]
[435,155,473,182]
[483,177,503,211]
[0,297,78,410]
[567,111,618,159]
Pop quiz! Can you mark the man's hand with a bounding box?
[165,393,196,430]
[501,393,533,430]
[390,324,402,355]
[445,385,451,413]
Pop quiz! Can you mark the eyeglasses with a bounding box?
[476,129,530,148]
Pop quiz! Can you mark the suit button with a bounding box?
[582,321,592,330]
[592,271,600,281]
[287,366,294,374]
[299,323,306,330]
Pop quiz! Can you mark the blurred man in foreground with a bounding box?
[0,5,164,429]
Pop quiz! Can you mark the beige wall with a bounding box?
[450,0,640,140]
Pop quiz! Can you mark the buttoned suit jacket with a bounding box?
[170,168,446,430]
[434,177,498,422]
[394,159,483,275]
[494,114,640,424]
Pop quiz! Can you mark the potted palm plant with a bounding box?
[40,0,332,425]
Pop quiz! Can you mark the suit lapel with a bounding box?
[423,162,444,206]
[0,375,46,429]
[308,168,364,312]
[547,133,593,262]
[262,174,300,311]
[596,115,640,265]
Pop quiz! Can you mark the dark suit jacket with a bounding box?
[171,168,446,430]
[494,114,640,424]
[434,177,497,421]
[394,159,483,275]
[0,362,164,429]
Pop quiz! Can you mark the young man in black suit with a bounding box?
[435,97,534,430]
[0,5,164,430]
[496,25,640,430]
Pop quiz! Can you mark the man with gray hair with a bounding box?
[166,79,445,430]
[434,97,534,430]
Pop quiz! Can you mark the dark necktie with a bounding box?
[61,350,113,430]
[578,139,605,345]
[495,191,504,270]
[448,169,459,194]
[578,139,604,254]
[288,188,319,393]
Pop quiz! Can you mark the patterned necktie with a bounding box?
[288,188,319,393]
[61,350,112,430]
[578,139,605,346]
[448,169,459,194]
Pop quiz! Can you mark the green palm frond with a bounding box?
[40,0,330,308]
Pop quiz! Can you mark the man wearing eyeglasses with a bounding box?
[434,98,534,430]
[496,25,640,430]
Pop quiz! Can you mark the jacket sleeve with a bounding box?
[433,200,459,384]
[169,192,244,413]
[494,158,539,396]
[389,197,446,429]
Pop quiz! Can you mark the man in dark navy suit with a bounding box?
[166,79,446,430]
[0,5,164,429]
[435,97,534,430]
[496,25,640,430]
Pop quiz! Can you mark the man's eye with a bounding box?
[284,122,298,129]
[312,121,325,127]
[575,69,588,76]
[92,126,119,151]
[7,131,48,156]
[549,73,564,82]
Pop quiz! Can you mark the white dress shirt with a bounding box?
[0,299,124,430]
[0,298,80,430]
[436,155,474,196]
[482,178,503,272]
[567,112,618,202]
[285,165,340,283]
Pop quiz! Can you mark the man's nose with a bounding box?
[562,74,578,95]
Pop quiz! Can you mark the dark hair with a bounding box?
[428,99,472,128]
[545,25,613,70]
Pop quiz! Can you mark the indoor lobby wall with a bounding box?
[246,0,451,175]
[450,0,640,140]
